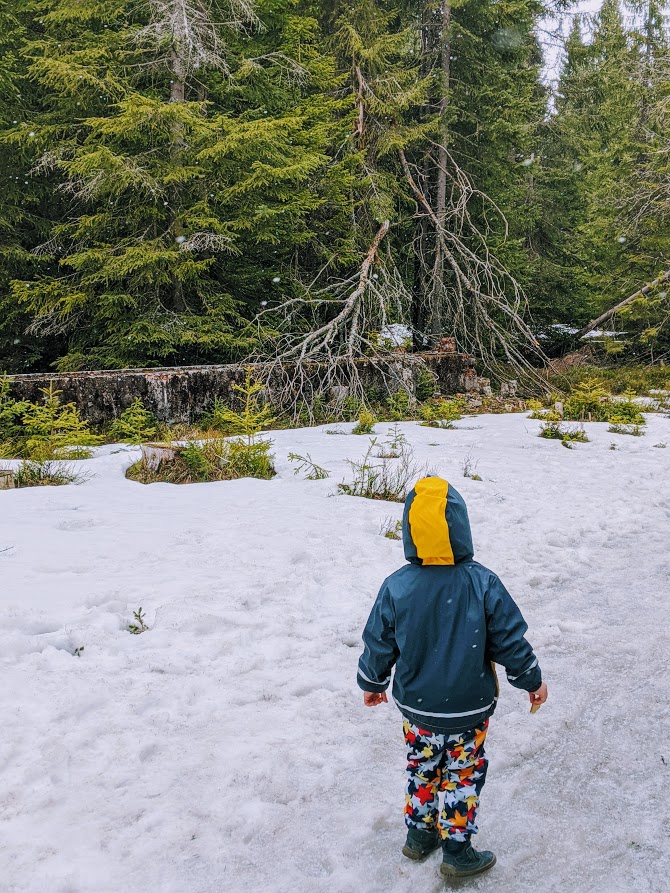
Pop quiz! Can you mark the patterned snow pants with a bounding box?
[403,718,489,842]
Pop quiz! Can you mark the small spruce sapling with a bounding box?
[19,385,102,459]
[209,370,276,444]
[376,424,407,458]
[386,389,413,421]
[109,398,157,444]
[352,409,376,434]
[420,399,462,428]
[287,453,329,480]
[128,607,149,634]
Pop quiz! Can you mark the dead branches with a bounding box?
[246,221,420,415]
[135,0,261,91]
[576,269,670,339]
[399,147,544,378]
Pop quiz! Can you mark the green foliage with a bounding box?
[126,436,276,485]
[607,393,645,425]
[109,398,157,445]
[0,375,28,450]
[2,0,670,374]
[128,607,149,635]
[338,438,422,502]
[380,517,403,540]
[1,384,101,459]
[563,379,610,421]
[376,424,407,458]
[415,366,438,402]
[207,371,275,444]
[529,408,561,421]
[539,421,589,443]
[352,409,376,435]
[386,388,413,421]
[287,452,329,480]
[549,365,670,396]
[607,419,645,436]
[420,398,462,428]
[10,459,88,488]
[562,380,646,426]
[226,439,275,480]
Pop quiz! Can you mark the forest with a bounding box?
[1,0,669,379]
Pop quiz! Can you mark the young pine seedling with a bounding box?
[128,607,149,634]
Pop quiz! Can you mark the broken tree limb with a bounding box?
[576,269,670,339]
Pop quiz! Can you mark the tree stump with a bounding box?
[0,470,15,490]
[140,443,185,471]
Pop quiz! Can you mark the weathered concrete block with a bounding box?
[6,353,480,425]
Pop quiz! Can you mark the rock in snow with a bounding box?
[1,413,669,892]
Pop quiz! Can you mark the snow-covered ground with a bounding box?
[1,412,669,893]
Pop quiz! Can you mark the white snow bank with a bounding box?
[1,415,669,892]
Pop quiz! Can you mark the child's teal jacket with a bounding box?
[357,477,542,733]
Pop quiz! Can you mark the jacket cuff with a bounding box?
[357,669,390,693]
[508,663,542,693]
[507,658,542,691]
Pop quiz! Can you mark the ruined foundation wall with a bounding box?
[6,353,482,425]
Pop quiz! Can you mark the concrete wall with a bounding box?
[6,353,482,424]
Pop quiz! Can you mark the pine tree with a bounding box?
[4,1,332,370]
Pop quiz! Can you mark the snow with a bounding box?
[1,413,669,893]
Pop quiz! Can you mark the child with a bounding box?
[357,476,547,879]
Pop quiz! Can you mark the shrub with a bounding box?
[386,388,413,421]
[380,517,403,540]
[226,439,275,479]
[352,409,377,435]
[0,375,29,452]
[415,365,438,402]
[548,364,670,396]
[607,419,644,436]
[207,370,275,443]
[1,384,102,460]
[420,398,462,428]
[109,398,157,444]
[338,439,423,502]
[539,422,589,443]
[563,379,609,422]
[10,459,89,488]
[607,392,645,426]
[529,409,561,421]
[288,453,330,480]
[126,437,276,485]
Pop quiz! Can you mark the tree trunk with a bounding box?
[412,0,450,347]
[576,268,670,339]
[169,50,186,102]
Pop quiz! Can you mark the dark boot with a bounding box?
[440,839,496,878]
[402,826,441,861]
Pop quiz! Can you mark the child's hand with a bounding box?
[529,682,548,708]
[363,691,388,707]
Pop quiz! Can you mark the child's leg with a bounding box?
[439,720,489,842]
[403,720,447,833]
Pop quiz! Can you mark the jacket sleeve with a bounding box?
[484,575,542,692]
[357,583,399,693]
